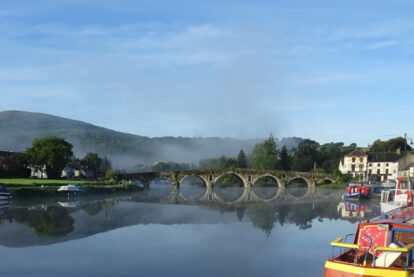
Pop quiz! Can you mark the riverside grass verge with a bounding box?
[0,178,143,199]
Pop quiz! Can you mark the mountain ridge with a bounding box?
[0,110,302,169]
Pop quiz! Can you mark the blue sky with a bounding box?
[1,0,414,146]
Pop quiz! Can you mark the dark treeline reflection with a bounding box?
[0,190,381,245]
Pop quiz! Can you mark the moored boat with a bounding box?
[0,183,11,200]
[381,177,413,213]
[57,183,83,195]
[325,206,414,277]
[343,181,370,201]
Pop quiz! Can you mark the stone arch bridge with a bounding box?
[118,169,335,188]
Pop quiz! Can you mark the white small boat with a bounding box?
[58,183,83,193]
[380,177,413,213]
[0,183,11,200]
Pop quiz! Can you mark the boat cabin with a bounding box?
[325,206,414,276]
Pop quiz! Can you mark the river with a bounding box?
[0,184,381,277]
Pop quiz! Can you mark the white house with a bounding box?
[339,149,368,178]
[29,165,48,179]
[367,152,402,182]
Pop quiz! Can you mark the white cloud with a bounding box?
[366,40,398,50]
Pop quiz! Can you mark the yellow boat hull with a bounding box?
[325,261,414,277]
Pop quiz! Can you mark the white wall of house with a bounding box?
[367,161,398,181]
[339,155,368,177]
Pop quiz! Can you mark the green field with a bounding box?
[0,178,142,199]
[0,178,97,186]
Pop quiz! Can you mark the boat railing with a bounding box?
[381,189,413,205]
[372,244,414,269]
[331,237,414,269]
[330,237,359,264]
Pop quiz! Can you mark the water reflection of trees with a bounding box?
[0,193,374,241]
[245,201,342,234]
[12,206,74,237]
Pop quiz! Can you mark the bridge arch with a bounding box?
[213,172,248,187]
[252,174,283,188]
[178,175,208,200]
[318,178,335,185]
[149,177,173,188]
[179,175,209,187]
[286,177,311,188]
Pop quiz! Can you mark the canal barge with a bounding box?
[343,182,371,201]
[325,206,414,277]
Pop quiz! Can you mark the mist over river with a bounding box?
[0,182,381,277]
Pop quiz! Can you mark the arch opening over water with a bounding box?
[286,177,309,198]
[253,176,279,199]
[214,173,244,188]
[179,175,207,200]
[214,173,244,202]
[130,179,145,189]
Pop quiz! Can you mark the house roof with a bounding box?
[346,149,367,157]
[368,152,403,163]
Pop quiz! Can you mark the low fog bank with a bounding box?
[0,111,304,171]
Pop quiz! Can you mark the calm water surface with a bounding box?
[0,184,381,277]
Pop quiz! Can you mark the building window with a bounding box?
[352,158,356,162]
[386,169,389,174]
[377,163,380,167]
[377,169,380,174]
[351,165,356,172]
[369,163,372,167]
[360,157,363,162]
[369,169,372,175]
[386,163,389,167]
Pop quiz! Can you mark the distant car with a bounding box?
[0,183,11,200]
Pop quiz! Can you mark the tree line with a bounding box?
[0,136,112,179]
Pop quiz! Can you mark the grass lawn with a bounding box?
[316,182,347,189]
[0,178,97,185]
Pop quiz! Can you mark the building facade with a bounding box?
[339,149,368,178]
[367,152,402,182]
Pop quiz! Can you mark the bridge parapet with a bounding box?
[120,168,336,188]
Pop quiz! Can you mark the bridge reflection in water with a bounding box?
[160,185,340,206]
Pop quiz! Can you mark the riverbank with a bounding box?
[0,178,142,198]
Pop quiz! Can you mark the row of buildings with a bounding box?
[339,149,414,181]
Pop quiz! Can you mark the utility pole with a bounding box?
[405,133,408,153]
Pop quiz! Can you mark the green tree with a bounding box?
[237,150,248,168]
[279,146,292,171]
[317,142,345,173]
[369,137,411,153]
[26,136,73,178]
[105,169,116,180]
[292,139,319,172]
[81,152,102,177]
[99,156,112,173]
[249,135,278,170]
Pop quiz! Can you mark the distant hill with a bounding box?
[0,111,303,170]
